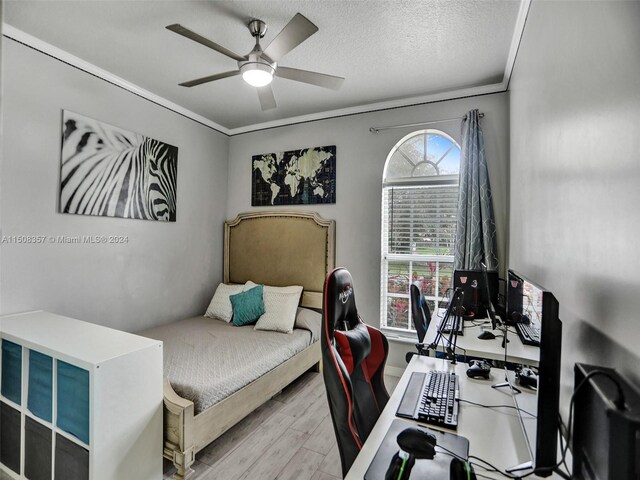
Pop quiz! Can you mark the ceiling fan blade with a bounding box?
[179,70,240,87]
[166,24,245,62]
[257,85,277,111]
[263,13,318,62]
[276,66,344,90]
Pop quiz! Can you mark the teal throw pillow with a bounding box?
[230,285,265,326]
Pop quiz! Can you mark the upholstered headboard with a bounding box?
[224,211,336,309]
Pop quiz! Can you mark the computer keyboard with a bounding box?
[396,371,460,430]
[515,322,540,346]
[439,318,464,335]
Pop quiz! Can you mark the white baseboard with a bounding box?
[384,366,406,378]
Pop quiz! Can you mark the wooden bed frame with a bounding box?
[163,211,335,479]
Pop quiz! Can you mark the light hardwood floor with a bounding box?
[163,371,401,480]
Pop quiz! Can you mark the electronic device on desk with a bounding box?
[502,270,562,477]
[365,418,472,480]
[466,359,491,379]
[396,371,460,430]
[475,263,502,341]
[425,289,465,364]
[439,317,464,336]
[516,366,538,389]
[572,363,640,480]
[453,268,498,319]
[507,270,544,348]
[515,321,540,346]
[480,262,499,330]
[438,288,465,336]
[477,330,496,340]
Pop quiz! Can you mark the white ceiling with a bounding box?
[3,0,525,133]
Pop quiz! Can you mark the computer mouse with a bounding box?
[396,427,437,459]
[450,457,477,480]
[477,330,496,340]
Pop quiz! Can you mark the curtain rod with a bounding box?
[369,112,484,134]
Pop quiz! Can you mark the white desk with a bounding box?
[423,309,540,367]
[346,355,558,479]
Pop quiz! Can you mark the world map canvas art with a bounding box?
[59,110,178,221]
[251,145,336,206]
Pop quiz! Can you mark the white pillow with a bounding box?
[254,285,303,333]
[204,283,244,322]
[243,280,258,291]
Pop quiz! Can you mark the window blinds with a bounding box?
[382,184,459,257]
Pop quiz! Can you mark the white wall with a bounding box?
[0,7,4,319]
[228,92,510,369]
[509,0,640,407]
[0,39,229,332]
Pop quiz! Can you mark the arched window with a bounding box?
[380,129,461,332]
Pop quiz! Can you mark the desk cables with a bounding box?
[456,398,536,418]
[464,369,626,479]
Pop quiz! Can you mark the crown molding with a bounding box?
[226,83,507,135]
[504,0,532,89]
[2,23,232,136]
[223,0,530,135]
[3,0,529,137]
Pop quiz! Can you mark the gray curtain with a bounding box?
[454,109,499,271]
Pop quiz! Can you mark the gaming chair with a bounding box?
[405,283,432,362]
[321,268,389,476]
[410,282,431,342]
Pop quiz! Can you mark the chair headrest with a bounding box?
[323,267,360,341]
[334,323,371,374]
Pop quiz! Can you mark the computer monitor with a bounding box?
[507,270,544,333]
[508,270,562,476]
[453,269,498,319]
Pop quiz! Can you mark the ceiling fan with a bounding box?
[166,13,345,111]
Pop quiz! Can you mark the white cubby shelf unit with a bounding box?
[0,311,163,480]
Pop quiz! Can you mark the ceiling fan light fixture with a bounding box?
[240,62,275,87]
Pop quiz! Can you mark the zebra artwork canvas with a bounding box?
[59,111,178,221]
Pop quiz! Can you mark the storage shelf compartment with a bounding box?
[1,340,22,406]
[0,401,21,475]
[55,433,89,480]
[27,350,53,423]
[25,416,52,480]
[56,360,90,445]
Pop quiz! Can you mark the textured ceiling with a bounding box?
[4,0,523,130]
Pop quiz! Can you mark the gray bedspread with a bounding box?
[140,315,319,414]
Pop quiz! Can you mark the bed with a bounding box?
[141,210,335,480]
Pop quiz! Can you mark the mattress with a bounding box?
[140,314,319,414]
